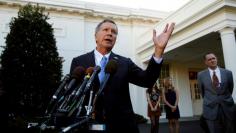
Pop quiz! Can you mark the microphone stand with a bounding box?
[68,66,100,117]
[67,94,85,117]
[45,74,71,115]
[60,115,92,133]
[60,93,96,133]
[93,74,110,106]
[86,90,94,115]
[27,115,56,132]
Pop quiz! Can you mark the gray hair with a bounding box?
[95,19,118,35]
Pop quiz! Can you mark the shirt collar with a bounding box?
[94,49,111,65]
[208,67,219,74]
[208,67,221,82]
[208,67,221,79]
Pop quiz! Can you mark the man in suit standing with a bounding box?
[197,52,236,133]
[70,19,175,133]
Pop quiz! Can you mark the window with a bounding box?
[189,71,201,100]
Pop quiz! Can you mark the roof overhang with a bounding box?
[136,0,236,63]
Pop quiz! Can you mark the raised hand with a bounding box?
[153,23,175,58]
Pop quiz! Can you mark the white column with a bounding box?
[219,27,236,102]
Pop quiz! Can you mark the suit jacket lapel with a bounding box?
[88,50,96,67]
[205,70,212,86]
[219,68,226,84]
[109,52,119,63]
[204,69,217,94]
[219,68,227,92]
[87,50,101,89]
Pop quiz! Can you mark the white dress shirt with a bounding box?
[208,67,221,83]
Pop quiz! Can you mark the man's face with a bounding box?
[95,22,118,52]
[204,53,218,69]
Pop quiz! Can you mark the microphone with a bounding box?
[57,66,85,110]
[52,74,71,102]
[92,60,118,107]
[83,66,101,94]
[84,66,101,115]
[45,66,85,115]
[64,66,85,95]
[66,67,94,114]
[73,67,94,101]
[67,66,101,117]
[45,74,70,115]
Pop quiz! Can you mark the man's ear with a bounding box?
[95,33,97,42]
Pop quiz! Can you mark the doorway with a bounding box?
[189,71,202,116]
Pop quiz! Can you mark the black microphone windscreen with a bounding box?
[94,65,101,73]
[86,67,94,76]
[105,60,118,74]
[72,66,85,81]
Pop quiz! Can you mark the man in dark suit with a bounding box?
[70,19,175,133]
[197,52,236,133]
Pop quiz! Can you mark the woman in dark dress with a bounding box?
[162,77,180,133]
[146,83,161,133]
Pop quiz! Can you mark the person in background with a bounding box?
[162,77,180,133]
[197,52,236,133]
[146,83,161,133]
[70,19,175,133]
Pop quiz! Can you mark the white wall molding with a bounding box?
[136,0,236,63]
[0,0,168,24]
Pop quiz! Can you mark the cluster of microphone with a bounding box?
[43,59,118,132]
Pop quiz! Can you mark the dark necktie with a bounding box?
[212,71,219,88]
[99,56,107,84]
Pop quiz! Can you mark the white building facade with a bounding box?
[1,0,235,120]
[138,0,236,117]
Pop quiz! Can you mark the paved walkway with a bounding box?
[139,118,205,133]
